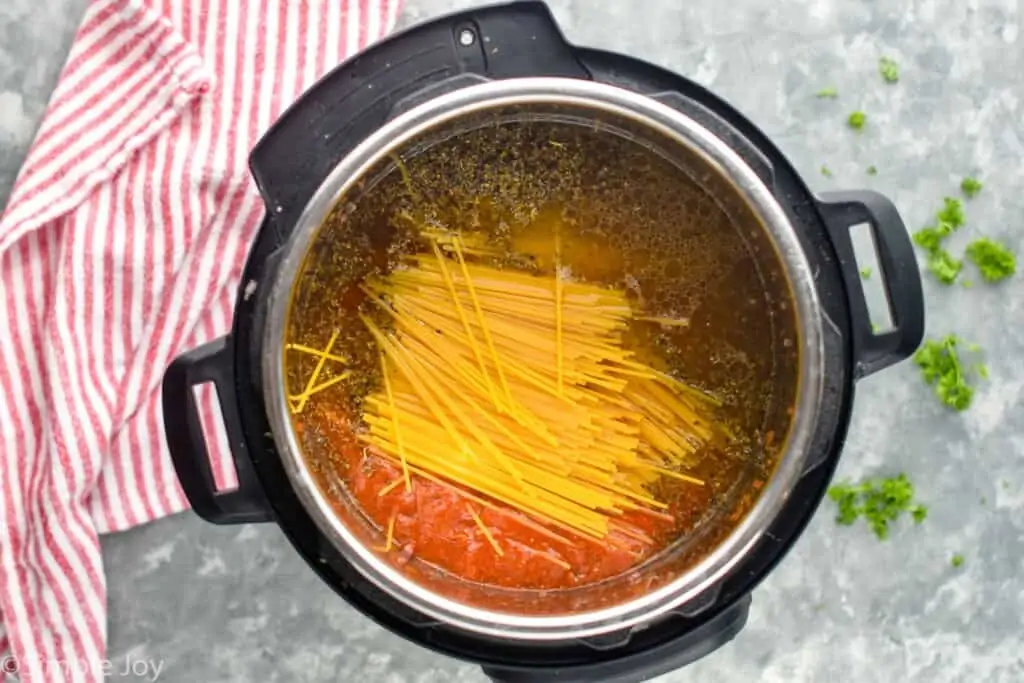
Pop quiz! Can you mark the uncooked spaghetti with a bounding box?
[326,230,732,543]
[283,116,797,597]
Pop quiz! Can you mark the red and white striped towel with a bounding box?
[0,0,401,680]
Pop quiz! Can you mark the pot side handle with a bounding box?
[816,190,926,379]
[162,336,274,525]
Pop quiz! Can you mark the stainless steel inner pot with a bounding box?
[260,78,826,640]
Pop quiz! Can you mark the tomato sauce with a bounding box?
[307,406,711,590]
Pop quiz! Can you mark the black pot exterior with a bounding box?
[161,2,924,682]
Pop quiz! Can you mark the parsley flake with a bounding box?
[960,177,983,198]
[912,198,969,283]
[914,335,985,411]
[965,238,1016,283]
[937,197,965,229]
[926,249,963,285]
[828,474,926,540]
[879,57,899,83]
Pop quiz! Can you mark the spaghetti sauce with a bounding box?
[308,405,714,589]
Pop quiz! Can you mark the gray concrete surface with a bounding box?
[2,0,1023,681]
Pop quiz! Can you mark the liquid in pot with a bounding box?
[283,115,799,598]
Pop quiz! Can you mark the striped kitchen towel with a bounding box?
[0,0,401,680]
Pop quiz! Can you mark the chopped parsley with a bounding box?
[848,111,867,130]
[912,224,952,253]
[815,86,839,98]
[937,197,965,229]
[820,165,833,177]
[860,267,872,279]
[961,177,983,198]
[914,335,985,411]
[926,248,963,285]
[965,237,1016,282]
[879,57,899,83]
[867,165,878,175]
[828,474,926,539]
[912,198,968,284]
[951,554,965,568]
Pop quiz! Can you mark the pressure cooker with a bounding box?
[162,3,925,681]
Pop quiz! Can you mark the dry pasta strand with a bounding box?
[374,509,398,552]
[378,477,407,498]
[430,239,502,410]
[554,223,565,396]
[286,343,350,364]
[451,238,514,408]
[467,503,504,557]
[293,329,341,413]
[288,371,351,403]
[380,352,411,493]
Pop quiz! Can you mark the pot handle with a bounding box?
[816,190,925,379]
[162,336,274,525]
[481,595,751,683]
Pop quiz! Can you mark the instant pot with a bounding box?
[162,3,925,681]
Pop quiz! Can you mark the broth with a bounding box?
[284,114,799,595]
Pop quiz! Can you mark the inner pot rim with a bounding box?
[260,77,826,641]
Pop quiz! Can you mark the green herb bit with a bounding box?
[937,197,965,229]
[879,57,899,83]
[848,111,867,130]
[867,165,878,176]
[951,553,965,568]
[914,335,984,411]
[860,267,872,279]
[815,86,839,98]
[927,248,962,285]
[820,165,833,178]
[965,237,1016,283]
[962,279,974,289]
[961,177,983,198]
[913,220,961,287]
[827,474,926,540]
[912,225,947,253]
[911,504,928,523]
[829,485,862,526]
